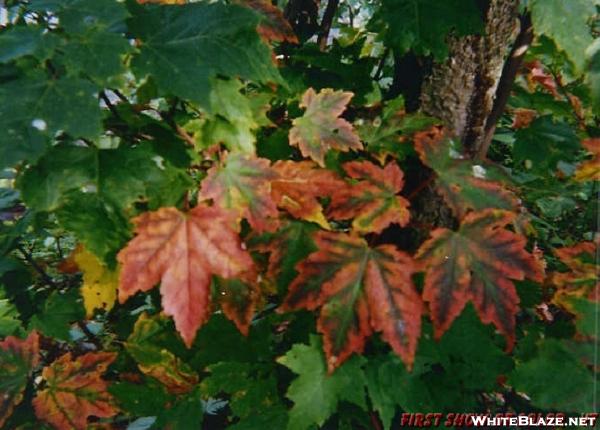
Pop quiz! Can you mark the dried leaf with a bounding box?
[0,331,39,428]
[118,205,254,347]
[282,232,422,372]
[33,352,118,430]
[328,160,410,234]
[200,153,279,232]
[271,160,345,228]
[416,210,544,350]
[289,88,362,167]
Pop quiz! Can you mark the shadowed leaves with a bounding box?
[328,161,410,234]
[33,351,118,430]
[282,232,422,371]
[289,88,362,167]
[117,204,254,347]
[416,210,544,350]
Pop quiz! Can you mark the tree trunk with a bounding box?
[420,0,520,159]
[412,0,520,233]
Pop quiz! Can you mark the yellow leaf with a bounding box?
[74,247,118,318]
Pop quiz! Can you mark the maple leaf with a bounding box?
[415,209,544,350]
[71,246,118,318]
[117,204,255,347]
[127,313,199,394]
[289,88,363,167]
[550,241,598,313]
[574,138,600,181]
[413,127,519,219]
[270,160,345,228]
[0,331,39,428]
[214,271,260,336]
[328,160,410,234]
[200,153,279,232]
[282,231,422,372]
[33,351,118,430]
[235,0,298,44]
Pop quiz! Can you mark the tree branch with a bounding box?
[478,13,533,159]
[317,0,339,51]
[16,243,57,288]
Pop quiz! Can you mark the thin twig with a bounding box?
[99,90,122,121]
[317,0,339,51]
[373,48,390,81]
[16,243,57,288]
[407,173,437,201]
[479,13,533,159]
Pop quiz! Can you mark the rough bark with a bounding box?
[413,0,520,233]
[420,0,519,159]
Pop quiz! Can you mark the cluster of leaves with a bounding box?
[0,0,598,429]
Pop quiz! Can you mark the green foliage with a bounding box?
[0,0,597,428]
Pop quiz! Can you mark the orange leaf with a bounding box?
[328,160,410,233]
[282,231,422,372]
[200,153,279,232]
[271,160,345,228]
[574,138,600,181]
[0,331,39,428]
[289,88,363,167]
[416,210,544,351]
[33,352,118,430]
[118,204,255,347]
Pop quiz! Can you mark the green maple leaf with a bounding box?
[0,75,102,169]
[530,0,596,75]
[129,2,281,108]
[376,0,483,60]
[277,335,366,430]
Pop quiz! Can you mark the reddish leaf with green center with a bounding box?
[328,160,410,234]
[271,160,345,228]
[415,209,544,350]
[117,204,255,347]
[0,331,39,428]
[33,352,118,430]
[413,127,519,219]
[289,88,363,167]
[200,153,280,232]
[281,231,422,372]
